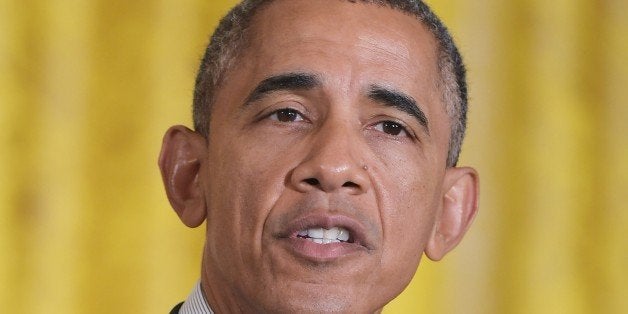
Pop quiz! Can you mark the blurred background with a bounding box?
[1,0,626,313]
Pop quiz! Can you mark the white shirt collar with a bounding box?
[178,281,214,314]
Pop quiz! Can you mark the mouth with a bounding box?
[296,226,351,244]
[276,214,373,262]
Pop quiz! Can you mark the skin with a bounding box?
[159,0,479,313]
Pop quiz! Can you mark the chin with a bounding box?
[258,281,383,314]
[270,295,368,314]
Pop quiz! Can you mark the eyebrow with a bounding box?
[244,72,321,105]
[368,85,429,134]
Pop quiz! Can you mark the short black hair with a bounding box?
[193,0,468,167]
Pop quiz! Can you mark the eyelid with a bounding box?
[252,100,309,121]
[369,117,418,141]
[267,108,306,122]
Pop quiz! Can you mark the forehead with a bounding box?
[244,0,441,88]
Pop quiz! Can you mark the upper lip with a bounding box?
[276,212,375,250]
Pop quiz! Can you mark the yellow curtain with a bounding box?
[1,0,626,313]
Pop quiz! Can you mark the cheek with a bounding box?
[375,182,439,294]
[386,180,439,250]
[202,154,288,290]
[370,147,443,283]
[203,137,285,259]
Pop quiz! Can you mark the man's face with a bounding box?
[200,0,452,312]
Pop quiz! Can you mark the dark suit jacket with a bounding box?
[170,302,183,314]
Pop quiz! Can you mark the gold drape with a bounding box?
[1,0,626,313]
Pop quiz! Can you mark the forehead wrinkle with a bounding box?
[356,33,411,62]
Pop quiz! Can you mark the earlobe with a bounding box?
[425,167,479,261]
[158,125,208,228]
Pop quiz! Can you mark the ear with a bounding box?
[425,167,479,261]
[158,125,208,228]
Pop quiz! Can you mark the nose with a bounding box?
[289,122,371,195]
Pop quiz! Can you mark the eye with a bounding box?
[374,120,409,137]
[269,108,304,122]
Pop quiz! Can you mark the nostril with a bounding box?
[342,181,359,189]
[304,178,319,186]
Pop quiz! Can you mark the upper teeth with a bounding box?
[297,227,350,244]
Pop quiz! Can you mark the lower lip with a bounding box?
[281,237,367,262]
